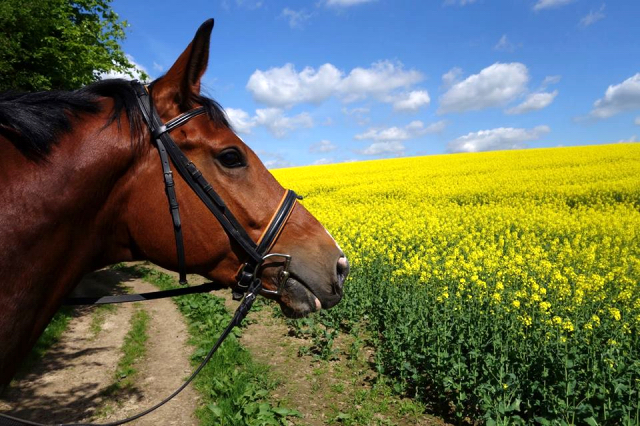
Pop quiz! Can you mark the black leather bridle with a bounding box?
[0,82,302,426]
[131,81,300,300]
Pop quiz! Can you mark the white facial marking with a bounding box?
[324,228,342,252]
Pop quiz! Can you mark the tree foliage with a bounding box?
[0,0,146,92]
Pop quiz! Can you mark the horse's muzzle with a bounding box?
[334,255,349,296]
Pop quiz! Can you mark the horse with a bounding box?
[0,19,349,389]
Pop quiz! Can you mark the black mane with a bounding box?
[0,79,230,161]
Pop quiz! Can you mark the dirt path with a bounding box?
[1,264,445,426]
[101,279,199,426]
[0,269,198,426]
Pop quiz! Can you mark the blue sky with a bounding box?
[110,0,640,168]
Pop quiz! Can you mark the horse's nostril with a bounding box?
[335,256,350,292]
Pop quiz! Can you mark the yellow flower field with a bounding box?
[273,143,640,425]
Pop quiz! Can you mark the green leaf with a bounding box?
[584,417,598,426]
[335,412,351,422]
[534,416,551,425]
[207,404,222,417]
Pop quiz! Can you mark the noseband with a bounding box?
[131,82,299,299]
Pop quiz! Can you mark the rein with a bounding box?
[0,81,299,426]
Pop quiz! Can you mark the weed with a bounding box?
[89,304,117,338]
[108,304,150,392]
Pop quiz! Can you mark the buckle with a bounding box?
[256,253,292,296]
[233,253,292,299]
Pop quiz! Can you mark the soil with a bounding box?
[0,268,198,426]
[231,300,447,426]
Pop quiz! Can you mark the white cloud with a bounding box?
[635,116,640,126]
[342,106,370,125]
[442,67,463,88]
[226,107,313,137]
[438,63,529,114]
[310,140,337,153]
[246,61,424,108]
[99,54,148,82]
[447,125,550,153]
[325,0,375,7]
[580,4,605,27]
[541,75,562,89]
[247,63,341,108]
[225,107,257,134]
[494,34,518,52]
[392,90,431,112]
[257,151,293,169]
[444,0,477,6]
[618,135,639,143]
[423,120,448,133]
[281,8,313,29]
[355,120,445,142]
[343,106,370,115]
[235,0,263,9]
[254,108,313,138]
[533,0,574,11]
[590,73,640,119]
[506,90,558,114]
[359,141,405,156]
[313,158,335,165]
[152,62,164,72]
[339,61,424,102]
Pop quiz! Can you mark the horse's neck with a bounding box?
[1,122,135,279]
[0,114,138,384]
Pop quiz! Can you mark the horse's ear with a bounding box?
[156,19,214,110]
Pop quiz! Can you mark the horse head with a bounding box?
[120,20,348,317]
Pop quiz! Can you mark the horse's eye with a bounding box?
[217,149,245,168]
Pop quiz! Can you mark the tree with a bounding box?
[0,0,147,92]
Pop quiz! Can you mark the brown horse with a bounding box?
[0,19,348,388]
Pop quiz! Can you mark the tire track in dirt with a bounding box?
[104,279,199,426]
[0,268,199,426]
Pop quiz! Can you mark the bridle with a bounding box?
[131,81,300,300]
[0,81,300,426]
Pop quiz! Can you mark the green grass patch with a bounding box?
[17,307,75,375]
[115,264,300,426]
[113,305,150,390]
[100,303,150,398]
[89,304,117,339]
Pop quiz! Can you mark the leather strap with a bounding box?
[156,138,188,284]
[64,282,225,306]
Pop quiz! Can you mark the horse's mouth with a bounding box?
[257,260,343,318]
[274,275,322,319]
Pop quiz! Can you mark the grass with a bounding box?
[112,305,150,390]
[98,303,150,399]
[89,304,118,339]
[113,263,300,426]
[93,303,150,419]
[17,307,75,375]
[273,302,437,426]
